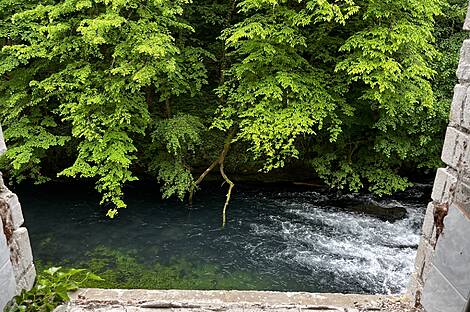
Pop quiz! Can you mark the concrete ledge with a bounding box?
[71,288,392,306]
[57,289,404,312]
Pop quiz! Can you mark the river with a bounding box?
[17,182,429,294]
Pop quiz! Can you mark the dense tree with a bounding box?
[0,0,466,216]
[0,0,210,217]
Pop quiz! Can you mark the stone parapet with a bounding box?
[0,127,36,310]
[56,289,407,312]
[413,3,470,311]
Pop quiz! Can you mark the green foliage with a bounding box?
[214,0,354,170]
[0,0,466,211]
[148,113,205,199]
[306,0,449,193]
[433,0,468,102]
[214,0,449,193]
[0,0,209,215]
[4,267,103,312]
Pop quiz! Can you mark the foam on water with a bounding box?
[242,191,424,294]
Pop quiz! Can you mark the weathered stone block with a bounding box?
[0,191,24,230]
[420,203,435,240]
[431,168,457,203]
[15,263,36,294]
[432,205,470,299]
[457,40,470,82]
[0,217,11,266]
[450,83,470,131]
[406,272,423,300]
[464,90,470,131]
[0,173,5,191]
[450,84,467,127]
[462,160,470,185]
[0,260,17,311]
[464,5,470,31]
[0,124,6,156]
[0,217,16,311]
[414,237,434,282]
[422,265,467,312]
[414,237,426,275]
[10,228,34,281]
[454,182,470,216]
[441,127,470,168]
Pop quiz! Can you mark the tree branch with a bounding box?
[189,128,236,227]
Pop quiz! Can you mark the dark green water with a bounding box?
[17,183,429,294]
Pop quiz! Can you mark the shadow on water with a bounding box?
[16,182,430,294]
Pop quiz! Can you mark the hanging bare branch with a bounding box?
[189,128,236,227]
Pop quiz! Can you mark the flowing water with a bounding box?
[18,183,429,294]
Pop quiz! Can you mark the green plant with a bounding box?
[0,0,466,213]
[4,267,103,312]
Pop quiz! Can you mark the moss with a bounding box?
[36,246,271,290]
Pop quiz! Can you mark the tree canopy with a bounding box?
[0,0,466,216]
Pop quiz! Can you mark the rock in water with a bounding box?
[334,198,407,222]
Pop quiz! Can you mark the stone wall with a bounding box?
[410,5,470,311]
[0,125,36,310]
